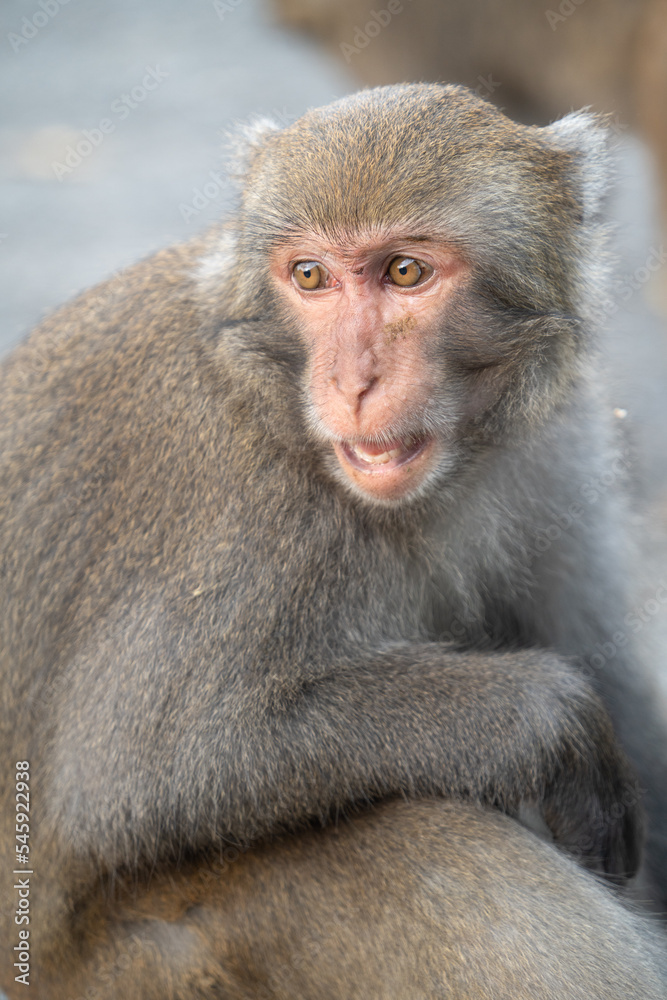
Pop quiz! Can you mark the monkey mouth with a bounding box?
[333,435,434,499]
[341,436,429,471]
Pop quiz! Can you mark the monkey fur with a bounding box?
[37,801,667,1000]
[1,84,665,994]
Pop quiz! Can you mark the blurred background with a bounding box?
[1,0,666,694]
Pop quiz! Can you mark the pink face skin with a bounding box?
[269,229,469,502]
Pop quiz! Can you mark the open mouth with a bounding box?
[339,436,429,472]
[332,434,435,500]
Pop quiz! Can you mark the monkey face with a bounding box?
[228,83,594,505]
[269,228,470,502]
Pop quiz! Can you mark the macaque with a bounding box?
[42,802,667,1000]
[273,0,667,267]
[0,84,665,994]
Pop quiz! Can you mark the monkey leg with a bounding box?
[30,799,667,1000]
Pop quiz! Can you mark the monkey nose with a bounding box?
[331,372,379,414]
[329,344,380,408]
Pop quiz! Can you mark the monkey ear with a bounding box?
[196,116,283,311]
[539,112,614,322]
[539,111,612,224]
[224,116,283,185]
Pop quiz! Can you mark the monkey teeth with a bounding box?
[340,436,428,475]
[351,443,404,465]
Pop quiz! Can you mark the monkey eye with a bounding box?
[292,261,329,290]
[387,257,431,287]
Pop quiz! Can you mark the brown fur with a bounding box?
[36,802,667,1000]
[274,0,667,245]
[1,85,666,994]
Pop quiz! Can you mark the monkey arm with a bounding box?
[219,644,642,883]
[0,304,641,891]
[42,632,640,884]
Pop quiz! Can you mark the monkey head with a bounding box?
[208,83,611,504]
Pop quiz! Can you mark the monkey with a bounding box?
[272,0,667,288]
[1,83,665,991]
[33,801,667,1000]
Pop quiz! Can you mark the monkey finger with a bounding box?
[541,774,644,883]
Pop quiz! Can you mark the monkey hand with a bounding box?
[388,647,644,883]
[339,646,644,884]
[539,721,643,884]
[264,648,645,884]
[483,655,644,883]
